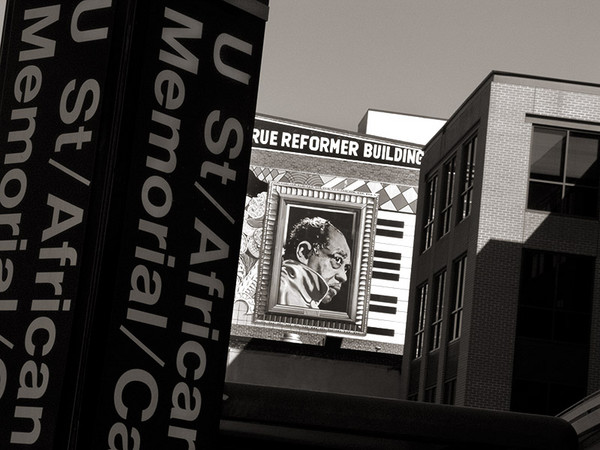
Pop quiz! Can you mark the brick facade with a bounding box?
[401,72,600,412]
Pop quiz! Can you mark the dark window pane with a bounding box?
[566,132,600,185]
[515,250,593,415]
[516,306,553,339]
[520,251,556,308]
[513,380,587,415]
[443,379,456,405]
[424,386,437,403]
[564,185,598,218]
[519,250,594,343]
[511,379,547,414]
[528,181,562,213]
[554,312,590,344]
[548,384,587,416]
[557,256,594,312]
[530,128,566,181]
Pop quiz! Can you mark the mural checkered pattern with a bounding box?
[251,167,418,213]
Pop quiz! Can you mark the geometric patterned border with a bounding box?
[251,166,418,213]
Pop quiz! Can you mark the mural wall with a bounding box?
[232,115,421,353]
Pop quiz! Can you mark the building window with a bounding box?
[440,155,456,236]
[528,126,600,218]
[422,175,438,251]
[413,283,428,359]
[443,379,457,405]
[449,255,466,341]
[511,379,587,416]
[458,135,477,221]
[424,385,437,403]
[429,270,445,351]
[512,249,594,415]
[517,250,593,344]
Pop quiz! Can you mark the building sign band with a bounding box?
[253,116,424,168]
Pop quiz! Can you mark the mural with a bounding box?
[249,182,377,334]
[234,165,417,346]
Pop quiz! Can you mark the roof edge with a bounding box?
[425,70,600,147]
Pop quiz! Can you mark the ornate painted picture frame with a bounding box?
[254,182,378,335]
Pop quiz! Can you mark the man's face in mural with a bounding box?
[298,227,351,304]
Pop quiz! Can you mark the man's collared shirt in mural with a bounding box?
[278,259,329,309]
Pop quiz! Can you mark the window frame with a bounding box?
[424,385,437,403]
[421,174,438,252]
[443,378,457,405]
[449,255,467,342]
[439,155,456,237]
[517,249,594,344]
[413,282,428,359]
[527,124,600,219]
[458,135,477,222]
[429,269,446,352]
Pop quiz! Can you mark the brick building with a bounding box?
[400,72,600,415]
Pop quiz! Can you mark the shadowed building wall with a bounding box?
[401,72,600,414]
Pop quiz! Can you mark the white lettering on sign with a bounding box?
[104,3,257,446]
[0,358,7,399]
[108,7,203,449]
[251,125,423,167]
[4,6,59,446]
[71,0,111,42]
[159,7,203,75]
[214,33,253,85]
[262,130,360,157]
[2,1,112,445]
[18,5,61,62]
[252,128,278,146]
[119,5,204,340]
[10,317,56,445]
[113,369,159,423]
[363,143,423,165]
[200,110,243,186]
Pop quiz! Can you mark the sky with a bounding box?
[255,0,600,133]
[0,1,598,133]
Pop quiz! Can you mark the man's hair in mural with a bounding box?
[283,216,338,260]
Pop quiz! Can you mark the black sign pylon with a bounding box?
[0,1,268,448]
